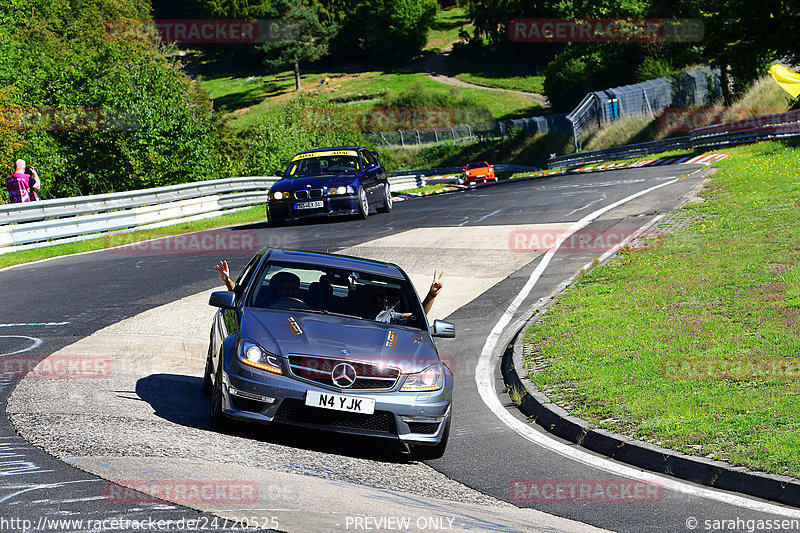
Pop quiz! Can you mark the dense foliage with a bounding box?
[235,93,368,176]
[465,0,800,110]
[0,0,227,200]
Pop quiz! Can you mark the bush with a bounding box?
[237,94,369,175]
[0,0,227,198]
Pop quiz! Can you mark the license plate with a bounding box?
[296,200,324,210]
[305,391,375,414]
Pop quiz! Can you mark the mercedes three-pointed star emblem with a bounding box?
[331,362,357,388]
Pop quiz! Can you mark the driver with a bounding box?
[268,271,301,301]
[215,261,303,306]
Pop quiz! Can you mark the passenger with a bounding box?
[215,261,443,316]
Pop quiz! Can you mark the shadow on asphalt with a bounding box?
[135,373,411,463]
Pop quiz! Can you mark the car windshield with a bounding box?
[285,154,360,177]
[247,261,426,330]
[466,162,487,169]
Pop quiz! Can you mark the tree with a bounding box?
[320,0,437,62]
[261,0,336,91]
[699,0,798,104]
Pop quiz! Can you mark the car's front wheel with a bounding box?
[209,361,230,430]
[377,184,392,213]
[357,186,369,219]
[410,416,450,461]
[202,344,213,395]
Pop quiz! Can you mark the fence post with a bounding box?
[434,129,439,143]
[414,129,421,145]
[398,130,404,148]
[451,127,456,145]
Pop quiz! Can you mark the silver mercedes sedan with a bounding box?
[204,248,455,459]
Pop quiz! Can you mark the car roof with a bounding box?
[260,248,406,279]
[293,146,367,156]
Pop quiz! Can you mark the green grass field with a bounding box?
[424,6,472,52]
[522,140,800,477]
[200,70,541,131]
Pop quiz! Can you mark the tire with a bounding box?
[202,344,213,396]
[209,361,230,430]
[357,186,369,219]
[411,416,450,461]
[377,184,392,213]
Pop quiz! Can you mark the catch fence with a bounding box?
[567,67,721,150]
[365,113,570,148]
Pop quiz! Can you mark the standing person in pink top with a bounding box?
[7,159,40,203]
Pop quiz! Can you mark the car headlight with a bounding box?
[401,363,443,391]
[328,185,355,196]
[238,339,282,374]
[272,191,285,200]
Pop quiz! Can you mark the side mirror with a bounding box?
[432,319,455,338]
[209,290,236,310]
[275,170,283,177]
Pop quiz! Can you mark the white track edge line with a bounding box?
[474,176,800,517]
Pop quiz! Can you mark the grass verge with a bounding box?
[522,140,800,477]
[0,205,267,269]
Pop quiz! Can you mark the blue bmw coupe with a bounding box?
[266,147,392,226]
[205,248,455,459]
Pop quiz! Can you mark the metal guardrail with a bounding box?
[0,177,279,254]
[548,110,800,169]
[548,138,692,168]
[0,172,485,254]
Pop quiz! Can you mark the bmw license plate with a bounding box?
[295,200,324,210]
[305,391,375,414]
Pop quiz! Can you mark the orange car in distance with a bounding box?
[459,161,497,185]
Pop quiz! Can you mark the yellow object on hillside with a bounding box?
[768,64,800,98]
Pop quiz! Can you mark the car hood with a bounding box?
[272,175,359,191]
[241,308,440,373]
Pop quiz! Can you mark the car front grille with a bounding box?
[294,189,323,199]
[288,355,400,390]
[274,399,397,435]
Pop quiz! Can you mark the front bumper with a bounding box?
[220,366,452,445]
[267,195,360,221]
